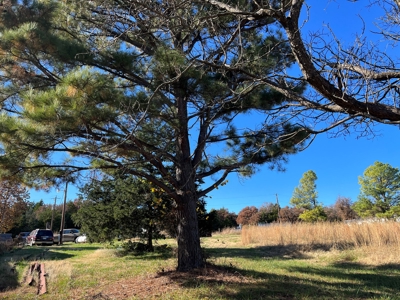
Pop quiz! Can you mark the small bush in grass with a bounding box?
[0,243,7,255]
[298,206,327,222]
[120,241,150,254]
[155,244,172,254]
[0,241,14,255]
[119,240,173,256]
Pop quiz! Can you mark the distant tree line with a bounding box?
[5,161,400,242]
[236,196,368,226]
[236,161,400,225]
[6,199,78,237]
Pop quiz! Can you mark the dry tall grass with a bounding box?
[241,221,400,251]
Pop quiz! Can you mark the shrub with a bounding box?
[299,206,327,223]
[278,206,304,223]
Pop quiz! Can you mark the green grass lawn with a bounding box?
[1,233,399,299]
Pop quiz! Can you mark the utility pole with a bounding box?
[276,193,280,223]
[50,195,57,231]
[59,181,68,245]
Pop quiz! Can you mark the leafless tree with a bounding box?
[205,0,400,135]
[0,180,29,233]
[334,196,358,220]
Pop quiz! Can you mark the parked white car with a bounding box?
[75,234,87,243]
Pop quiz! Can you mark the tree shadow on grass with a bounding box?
[153,245,400,299]
[158,260,399,300]
[116,242,335,263]
[118,245,175,261]
[52,245,101,252]
[284,262,400,298]
[205,244,319,260]
[118,243,326,266]
[1,246,76,262]
[374,263,400,272]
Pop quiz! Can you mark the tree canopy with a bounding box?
[278,206,304,223]
[258,202,280,223]
[353,161,400,218]
[298,206,327,223]
[3,0,399,271]
[330,197,358,221]
[73,174,171,250]
[236,206,259,225]
[208,208,238,232]
[0,0,308,271]
[290,170,318,210]
[0,180,29,233]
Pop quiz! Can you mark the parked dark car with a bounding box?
[53,228,81,243]
[15,232,31,245]
[0,233,13,244]
[26,229,54,246]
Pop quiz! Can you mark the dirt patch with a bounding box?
[83,264,251,300]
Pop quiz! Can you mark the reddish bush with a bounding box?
[278,206,304,223]
[237,206,259,225]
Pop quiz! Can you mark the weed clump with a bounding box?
[119,241,172,256]
[0,242,14,255]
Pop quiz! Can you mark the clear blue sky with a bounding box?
[206,124,400,213]
[29,1,399,214]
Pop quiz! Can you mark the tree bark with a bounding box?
[147,226,154,252]
[174,88,204,271]
[176,192,204,271]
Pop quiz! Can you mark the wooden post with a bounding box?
[276,193,281,223]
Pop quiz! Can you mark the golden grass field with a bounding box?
[241,221,400,264]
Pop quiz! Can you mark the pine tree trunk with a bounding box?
[174,93,204,271]
[147,226,154,252]
[176,192,204,271]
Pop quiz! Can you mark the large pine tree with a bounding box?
[0,0,308,271]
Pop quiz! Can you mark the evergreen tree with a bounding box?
[0,1,308,270]
[10,198,82,236]
[208,208,238,231]
[290,170,318,210]
[258,203,280,223]
[353,161,400,218]
[73,174,170,251]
